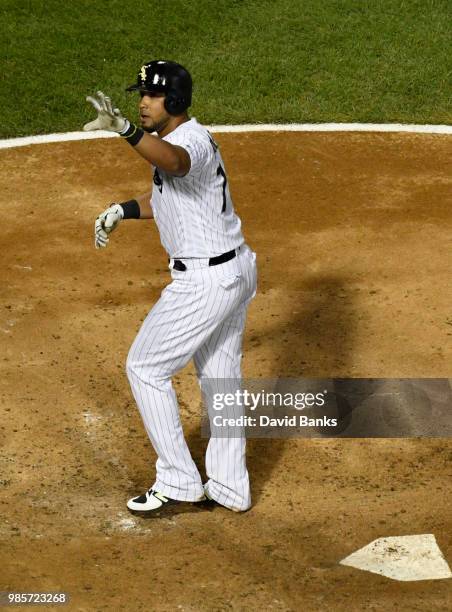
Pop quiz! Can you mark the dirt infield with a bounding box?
[1,132,451,611]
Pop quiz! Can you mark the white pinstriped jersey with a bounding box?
[150,118,244,258]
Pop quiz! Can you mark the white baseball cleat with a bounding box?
[127,488,211,517]
[127,488,177,514]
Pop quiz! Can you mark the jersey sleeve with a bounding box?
[164,128,210,175]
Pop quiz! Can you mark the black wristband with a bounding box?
[120,122,145,146]
[119,199,141,219]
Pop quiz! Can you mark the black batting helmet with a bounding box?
[126,60,192,116]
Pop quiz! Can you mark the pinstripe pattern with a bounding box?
[151,118,244,258]
[126,245,257,510]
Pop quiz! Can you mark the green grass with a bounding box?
[1,0,451,137]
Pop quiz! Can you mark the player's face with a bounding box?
[139,91,170,133]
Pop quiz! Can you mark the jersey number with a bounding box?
[153,168,163,193]
[217,164,227,213]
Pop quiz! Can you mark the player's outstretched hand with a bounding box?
[94,204,124,249]
[84,91,128,133]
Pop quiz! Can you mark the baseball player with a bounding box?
[84,60,257,515]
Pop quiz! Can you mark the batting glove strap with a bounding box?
[119,120,132,135]
[120,121,145,146]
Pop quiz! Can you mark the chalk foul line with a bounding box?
[0,123,451,149]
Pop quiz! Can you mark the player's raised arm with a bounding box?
[132,134,190,177]
[84,63,193,176]
[83,91,190,176]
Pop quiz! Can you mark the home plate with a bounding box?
[340,534,452,581]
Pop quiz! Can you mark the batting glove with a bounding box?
[94,204,124,249]
[83,91,128,133]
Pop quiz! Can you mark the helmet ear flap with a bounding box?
[164,91,187,115]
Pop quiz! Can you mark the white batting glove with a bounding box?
[94,204,124,249]
[83,91,129,133]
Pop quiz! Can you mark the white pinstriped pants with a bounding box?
[126,244,257,511]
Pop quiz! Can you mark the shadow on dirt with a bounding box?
[183,273,358,501]
[245,273,358,503]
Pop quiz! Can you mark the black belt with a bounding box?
[170,248,238,272]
